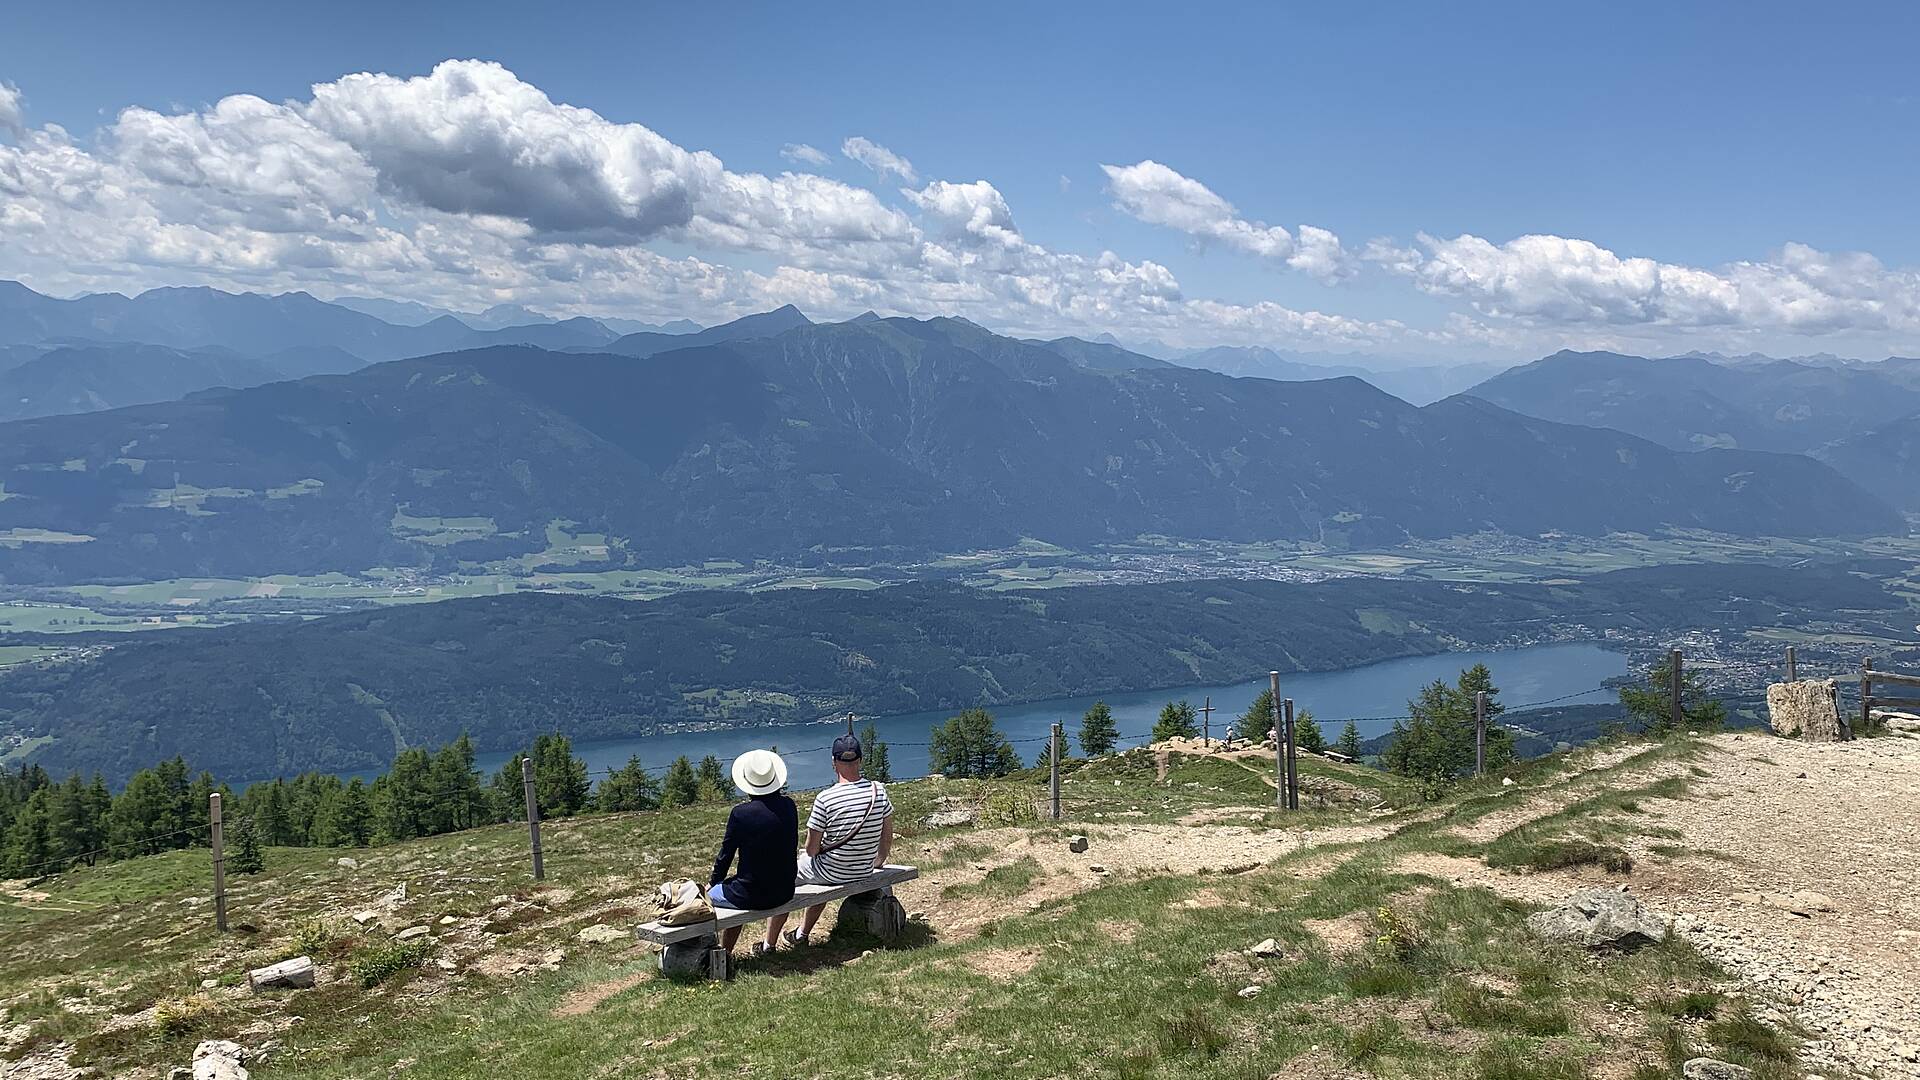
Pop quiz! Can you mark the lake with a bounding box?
[472,641,1628,791]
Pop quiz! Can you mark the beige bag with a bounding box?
[656,879,715,927]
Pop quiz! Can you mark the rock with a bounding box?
[192,1039,249,1080]
[1682,1059,1754,1080]
[577,924,628,945]
[1237,985,1262,998]
[350,910,377,926]
[247,956,314,991]
[1767,679,1843,741]
[394,925,431,942]
[335,856,358,871]
[1088,864,1110,875]
[924,810,977,828]
[438,915,457,926]
[1501,777,1515,787]
[377,884,406,907]
[1246,938,1283,958]
[1068,835,1089,854]
[1526,888,1669,950]
[200,978,219,990]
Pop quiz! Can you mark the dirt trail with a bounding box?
[1408,733,1920,1080]
[901,818,1392,940]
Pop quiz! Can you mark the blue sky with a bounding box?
[2,2,1917,361]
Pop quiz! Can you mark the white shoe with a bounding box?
[783,928,806,947]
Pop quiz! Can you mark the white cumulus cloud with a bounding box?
[841,135,916,183]
[1100,160,1354,282]
[779,142,829,167]
[0,81,24,139]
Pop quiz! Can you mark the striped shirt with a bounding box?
[806,779,893,883]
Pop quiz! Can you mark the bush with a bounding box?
[152,994,221,1037]
[1369,904,1426,961]
[348,936,436,987]
[287,916,351,961]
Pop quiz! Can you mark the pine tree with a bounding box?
[532,734,592,818]
[596,756,661,813]
[659,756,701,808]
[859,723,893,783]
[929,708,1020,779]
[228,815,265,874]
[1337,721,1363,760]
[2,788,53,878]
[428,735,485,832]
[1236,690,1279,742]
[1383,665,1515,796]
[695,754,732,801]
[1620,655,1727,736]
[1152,700,1198,742]
[1078,701,1118,756]
[1296,709,1327,753]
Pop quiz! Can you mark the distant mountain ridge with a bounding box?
[0,316,1898,584]
[1175,345,1511,405]
[1469,349,1920,453]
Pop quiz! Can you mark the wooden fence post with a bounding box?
[1475,690,1487,777]
[1269,672,1285,810]
[1786,646,1797,683]
[1283,698,1299,811]
[1670,649,1684,732]
[209,791,228,932]
[521,756,545,882]
[1861,658,1874,737]
[1048,722,1062,821]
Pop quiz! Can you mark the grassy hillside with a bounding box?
[0,736,1833,1080]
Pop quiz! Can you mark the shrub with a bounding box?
[348,936,436,987]
[152,994,221,1037]
[1369,904,1426,961]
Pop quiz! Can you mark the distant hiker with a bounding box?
[787,734,895,945]
[707,749,798,956]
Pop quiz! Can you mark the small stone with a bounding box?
[1246,938,1283,958]
[908,910,928,921]
[438,915,457,926]
[1682,1059,1754,1080]
[1089,864,1109,875]
[336,856,359,871]
[379,884,407,905]
[200,978,219,990]
[351,911,377,926]
[1501,777,1516,787]
[1237,985,1263,998]
[577,924,628,945]
[395,925,431,942]
[435,959,458,972]
[1068,835,1089,854]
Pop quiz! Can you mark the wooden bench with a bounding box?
[634,864,919,979]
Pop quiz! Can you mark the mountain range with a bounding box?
[1176,346,1510,406]
[0,313,1899,584]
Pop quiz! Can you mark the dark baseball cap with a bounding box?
[832,734,863,762]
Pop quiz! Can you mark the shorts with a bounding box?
[796,854,891,896]
[707,882,736,909]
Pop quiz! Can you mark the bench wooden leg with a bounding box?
[660,934,733,980]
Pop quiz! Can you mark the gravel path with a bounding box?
[1418,732,1920,1080]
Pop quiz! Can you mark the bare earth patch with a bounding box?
[962,947,1042,982]
[554,969,649,1017]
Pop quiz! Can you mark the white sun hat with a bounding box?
[730,749,788,796]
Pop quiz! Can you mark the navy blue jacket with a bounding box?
[709,793,798,910]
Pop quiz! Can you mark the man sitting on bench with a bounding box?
[786,733,894,945]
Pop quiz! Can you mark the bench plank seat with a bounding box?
[633,864,919,946]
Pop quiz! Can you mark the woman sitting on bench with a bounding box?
[707,749,797,956]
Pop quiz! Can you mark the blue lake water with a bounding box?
[471,642,1627,791]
